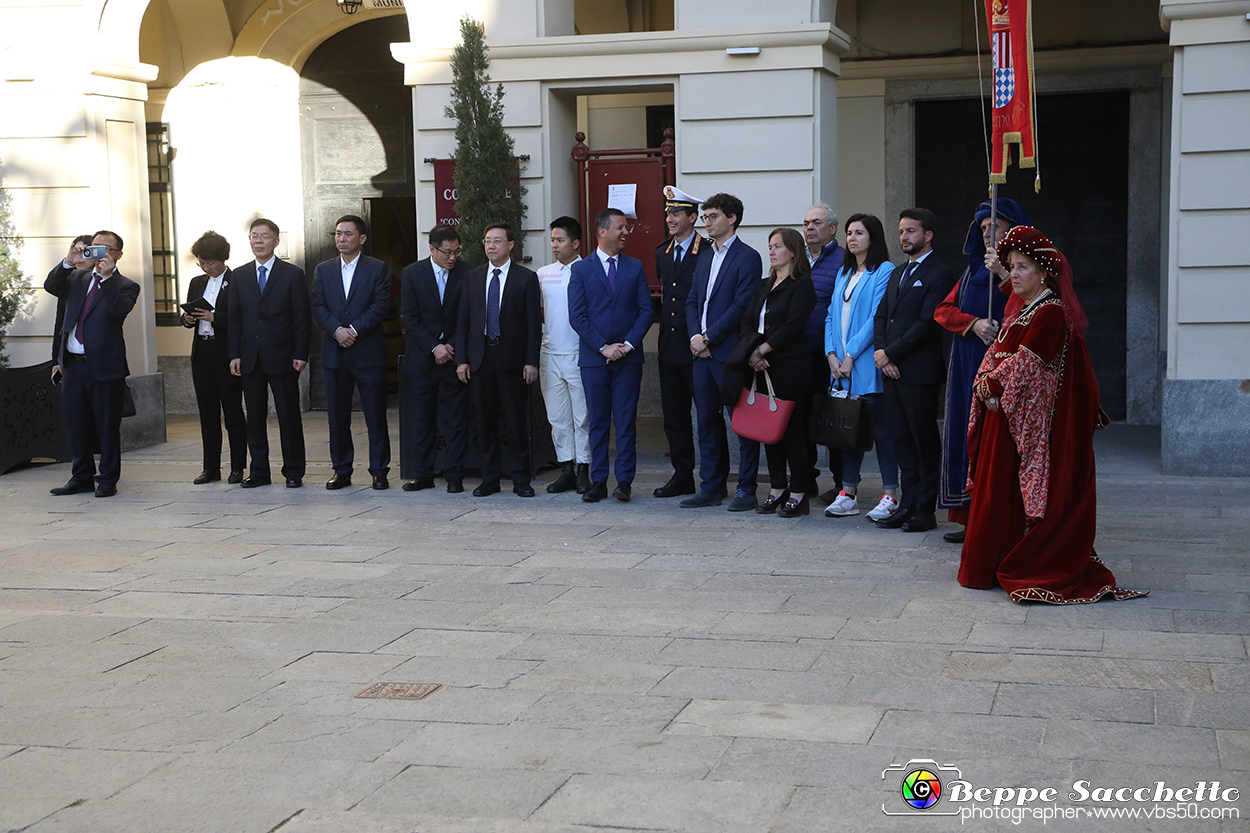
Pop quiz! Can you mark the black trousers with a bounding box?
[241,369,305,480]
[470,343,531,486]
[325,364,390,476]
[191,350,246,474]
[755,364,814,495]
[809,349,843,491]
[407,360,468,481]
[61,357,124,486]
[884,377,941,516]
[658,360,696,479]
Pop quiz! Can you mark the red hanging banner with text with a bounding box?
[986,0,1037,185]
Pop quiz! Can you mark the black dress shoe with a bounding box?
[326,473,352,490]
[193,470,221,485]
[547,462,577,493]
[50,480,95,496]
[612,482,632,502]
[473,480,501,497]
[756,491,789,515]
[285,477,303,488]
[875,510,913,529]
[94,484,117,498]
[582,482,608,502]
[227,470,244,485]
[403,477,435,492]
[902,514,937,533]
[372,473,389,490]
[680,488,724,508]
[778,494,810,518]
[446,479,464,494]
[575,463,591,494]
[513,483,536,498]
[653,476,696,498]
[240,476,271,488]
[943,528,967,544]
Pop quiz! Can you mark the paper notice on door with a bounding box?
[607,183,638,219]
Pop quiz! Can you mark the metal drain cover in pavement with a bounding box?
[353,682,442,700]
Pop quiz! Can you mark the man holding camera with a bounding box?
[44,230,141,497]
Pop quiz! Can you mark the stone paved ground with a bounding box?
[0,414,1247,832]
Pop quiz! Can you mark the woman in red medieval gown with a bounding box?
[957,226,1147,604]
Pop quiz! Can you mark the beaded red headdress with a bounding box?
[996,225,1088,336]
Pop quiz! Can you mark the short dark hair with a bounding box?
[93,229,123,251]
[703,193,744,229]
[191,230,230,262]
[428,224,460,249]
[335,214,367,236]
[250,218,280,237]
[73,234,95,248]
[550,216,582,241]
[898,207,937,235]
[594,208,625,232]
[483,222,515,243]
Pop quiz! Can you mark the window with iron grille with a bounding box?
[147,122,179,322]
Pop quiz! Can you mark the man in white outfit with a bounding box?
[537,216,592,493]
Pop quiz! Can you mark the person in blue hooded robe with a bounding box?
[934,198,1030,544]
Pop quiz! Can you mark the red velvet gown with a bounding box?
[958,295,1146,604]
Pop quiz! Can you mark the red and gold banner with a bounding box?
[986,0,1037,185]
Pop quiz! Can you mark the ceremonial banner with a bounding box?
[986,0,1037,184]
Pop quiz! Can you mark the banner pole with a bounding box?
[989,182,999,323]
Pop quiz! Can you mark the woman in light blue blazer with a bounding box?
[822,213,900,521]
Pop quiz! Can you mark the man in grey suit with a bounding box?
[229,218,310,488]
[312,214,393,491]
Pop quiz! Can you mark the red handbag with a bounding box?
[731,370,795,445]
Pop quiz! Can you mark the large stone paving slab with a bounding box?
[0,417,1247,829]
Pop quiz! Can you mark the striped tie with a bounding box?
[74,276,101,345]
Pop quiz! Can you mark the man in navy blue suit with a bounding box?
[568,208,654,503]
[680,193,764,511]
[312,215,393,491]
[44,230,140,497]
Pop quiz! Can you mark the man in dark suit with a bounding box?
[569,208,654,503]
[454,222,542,497]
[873,207,958,532]
[49,235,95,381]
[228,217,310,488]
[680,193,764,511]
[181,230,246,484]
[44,230,140,497]
[312,215,392,491]
[653,186,707,499]
[400,224,473,493]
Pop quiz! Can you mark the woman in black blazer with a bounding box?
[725,227,817,517]
[182,231,247,484]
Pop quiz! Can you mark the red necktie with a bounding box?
[74,275,101,345]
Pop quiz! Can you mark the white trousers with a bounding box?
[539,351,590,464]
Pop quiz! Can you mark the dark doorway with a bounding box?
[299,15,414,406]
[914,91,1130,419]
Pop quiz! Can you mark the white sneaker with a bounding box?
[866,494,899,522]
[824,491,859,517]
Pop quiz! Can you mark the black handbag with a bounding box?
[811,374,873,451]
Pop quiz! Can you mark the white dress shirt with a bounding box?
[340,254,360,335]
[65,272,105,355]
[199,273,224,337]
[538,257,580,355]
[701,234,737,333]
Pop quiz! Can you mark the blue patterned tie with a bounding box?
[487,268,501,340]
[257,264,267,294]
[607,257,617,293]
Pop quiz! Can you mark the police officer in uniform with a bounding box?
[653,186,707,498]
